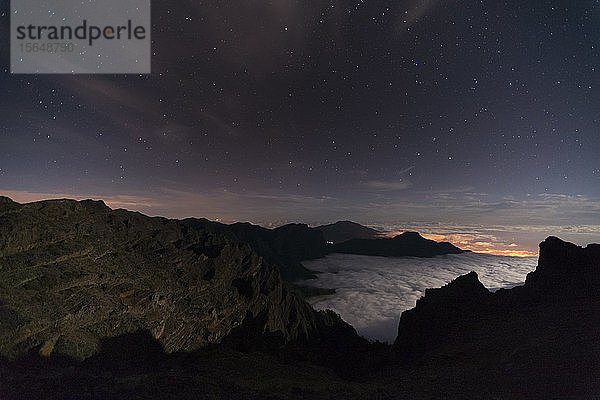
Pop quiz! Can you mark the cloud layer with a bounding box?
[302,253,538,343]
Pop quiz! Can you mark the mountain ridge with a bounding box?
[1,196,598,398]
[330,231,466,257]
[314,220,382,243]
[0,197,361,361]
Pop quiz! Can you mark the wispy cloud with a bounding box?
[362,192,600,227]
[394,0,441,32]
[420,233,539,257]
[363,180,412,191]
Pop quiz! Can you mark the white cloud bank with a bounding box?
[301,253,538,343]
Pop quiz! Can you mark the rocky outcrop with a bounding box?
[331,231,465,257]
[0,196,17,211]
[525,236,600,299]
[394,236,600,358]
[0,198,355,360]
[314,220,381,244]
[394,272,492,356]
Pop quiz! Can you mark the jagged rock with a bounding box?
[0,198,355,360]
[314,220,381,244]
[394,271,492,356]
[525,236,600,299]
[331,231,465,257]
[0,196,17,211]
[394,236,600,359]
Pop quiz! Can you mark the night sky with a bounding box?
[1,0,599,255]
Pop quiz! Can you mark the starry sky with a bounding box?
[1,0,599,255]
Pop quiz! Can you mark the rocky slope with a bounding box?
[0,197,356,361]
[331,231,465,257]
[525,235,600,298]
[394,271,493,356]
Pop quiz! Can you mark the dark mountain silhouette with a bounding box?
[394,236,600,355]
[314,220,381,243]
[524,235,600,298]
[392,236,600,397]
[181,219,326,281]
[330,231,466,257]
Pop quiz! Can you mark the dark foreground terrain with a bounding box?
[0,197,598,399]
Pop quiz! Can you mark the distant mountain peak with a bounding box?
[330,231,465,258]
[394,231,425,239]
[0,196,16,207]
[333,220,368,226]
[315,220,381,244]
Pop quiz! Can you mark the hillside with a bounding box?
[0,197,359,361]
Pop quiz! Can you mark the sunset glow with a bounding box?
[383,231,539,258]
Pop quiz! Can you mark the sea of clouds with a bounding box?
[301,253,538,343]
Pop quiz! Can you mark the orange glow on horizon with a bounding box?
[474,249,539,257]
[383,231,538,258]
[0,191,540,258]
[421,233,538,257]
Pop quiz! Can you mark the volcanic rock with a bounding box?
[394,271,492,356]
[0,198,354,360]
[525,236,600,299]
